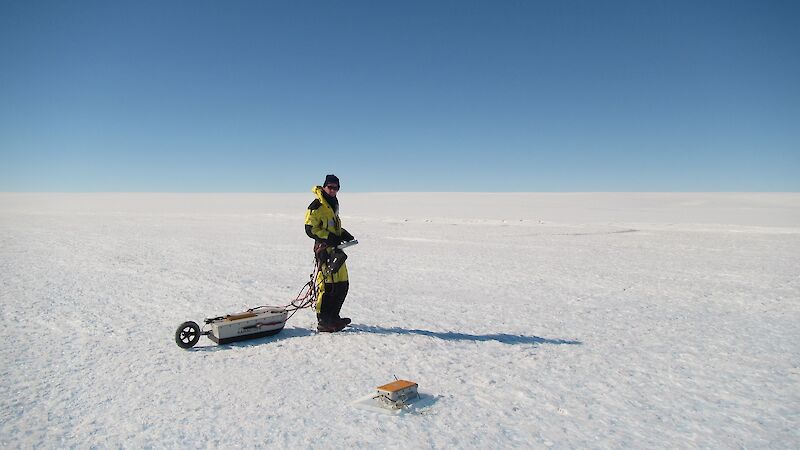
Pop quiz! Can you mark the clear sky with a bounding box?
[1,0,798,192]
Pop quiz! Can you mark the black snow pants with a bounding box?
[317,281,349,325]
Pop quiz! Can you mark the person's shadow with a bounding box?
[186,325,581,351]
[350,324,582,346]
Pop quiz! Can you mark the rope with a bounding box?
[283,259,321,321]
[247,257,324,321]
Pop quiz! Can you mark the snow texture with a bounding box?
[1,193,799,448]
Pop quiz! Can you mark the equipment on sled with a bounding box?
[174,240,358,349]
[175,307,288,348]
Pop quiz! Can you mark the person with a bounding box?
[304,174,356,332]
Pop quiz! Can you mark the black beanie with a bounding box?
[324,174,340,186]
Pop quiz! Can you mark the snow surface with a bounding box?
[1,193,799,449]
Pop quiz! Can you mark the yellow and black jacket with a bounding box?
[304,186,352,284]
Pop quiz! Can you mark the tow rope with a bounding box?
[247,258,322,321]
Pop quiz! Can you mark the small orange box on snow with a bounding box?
[376,380,418,402]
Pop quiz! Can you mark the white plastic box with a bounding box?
[208,308,288,344]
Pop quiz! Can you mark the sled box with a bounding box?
[376,380,418,402]
[208,308,288,345]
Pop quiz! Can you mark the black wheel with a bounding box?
[175,321,201,349]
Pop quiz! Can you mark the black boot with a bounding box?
[332,298,351,326]
[315,313,330,332]
[316,318,340,333]
[317,290,346,332]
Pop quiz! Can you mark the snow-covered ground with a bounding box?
[1,193,798,448]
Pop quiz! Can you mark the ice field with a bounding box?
[1,192,799,448]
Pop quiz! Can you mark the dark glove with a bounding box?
[341,229,355,242]
[325,234,342,246]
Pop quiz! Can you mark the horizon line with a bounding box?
[2,191,799,195]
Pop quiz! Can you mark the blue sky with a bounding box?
[1,0,798,192]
